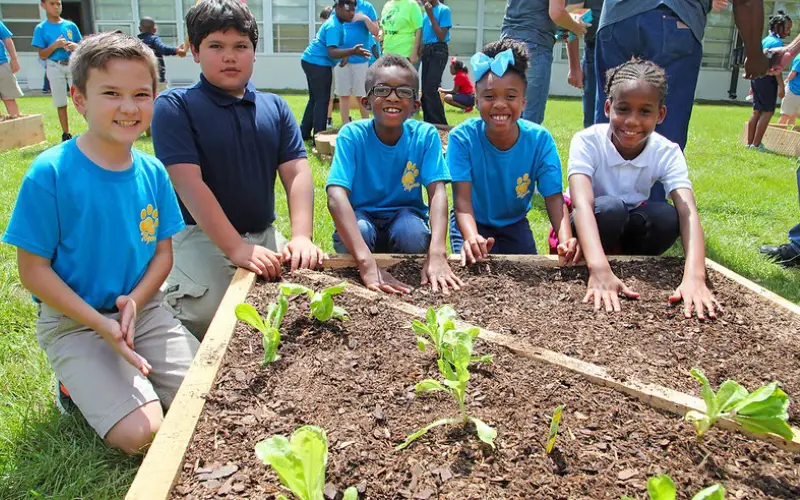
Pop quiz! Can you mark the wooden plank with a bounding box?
[706,258,800,318]
[125,268,257,500]
[0,114,46,151]
[323,253,656,270]
[301,270,800,453]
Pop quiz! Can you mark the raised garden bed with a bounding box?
[740,122,800,156]
[0,114,46,151]
[126,256,800,500]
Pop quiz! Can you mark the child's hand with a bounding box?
[65,41,78,52]
[669,277,721,320]
[359,258,411,294]
[349,44,371,59]
[584,267,640,312]
[10,59,20,73]
[556,237,581,266]
[116,295,137,349]
[460,235,495,266]
[230,242,283,278]
[177,44,187,57]
[421,253,462,295]
[98,315,152,377]
[779,86,786,99]
[54,36,67,49]
[281,236,326,274]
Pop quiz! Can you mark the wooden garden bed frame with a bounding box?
[0,114,46,152]
[126,255,800,500]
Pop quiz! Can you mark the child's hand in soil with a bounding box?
[669,278,721,320]
[460,234,495,266]
[230,242,283,278]
[282,236,326,274]
[584,268,640,312]
[359,258,411,294]
[557,237,581,266]
[421,253,463,295]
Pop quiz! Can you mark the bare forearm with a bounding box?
[413,30,422,57]
[566,38,580,68]
[176,179,242,256]
[427,183,448,256]
[572,202,610,271]
[128,245,172,307]
[328,47,357,59]
[328,191,374,263]
[363,18,380,37]
[544,194,573,242]
[549,2,581,32]
[4,39,18,61]
[733,0,767,58]
[19,261,107,332]
[282,167,315,240]
[675,201,707,282]
[426,12,447,41]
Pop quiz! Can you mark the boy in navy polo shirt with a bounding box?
[327,54,461,295]
[152,0,324,338]
[32,0,82,141]
[2,32,198,454]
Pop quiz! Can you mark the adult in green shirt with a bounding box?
[381,0,423,64]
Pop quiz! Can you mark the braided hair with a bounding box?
[769,10,792,38]
[478,38,529,84]
[451,58,468,74]
[604,58,667,106]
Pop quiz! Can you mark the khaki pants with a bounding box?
[36,292,199,438]
[163,224,287,339]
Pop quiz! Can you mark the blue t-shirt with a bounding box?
[762,33,784,51]
[302,14,346,67]
[342,0,378,64]
[326,119,450,218]
[2,141,185,310]
[32,19,82,62]
[152,75,307,234]
[422,4,452,44]
[0,20,12,65]
[599,1,711,43]
[501,0,556,50]
[789,54,800,95]
[367,34,381,65]
[447,118,563,227]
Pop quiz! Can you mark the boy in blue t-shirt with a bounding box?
[32,0,82,141]
[778,53,800,128]
[152,0,324,339]
[2,32,198,455]
[327,54,460,295]
[0,20,23,118]
[449,39,577,264]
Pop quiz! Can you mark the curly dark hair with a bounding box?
[365,53,419,93]
[769,10,792,37]
[604,58,667,106]
[186,0,258,51]
[476,38,529,84]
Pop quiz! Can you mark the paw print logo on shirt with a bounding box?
[515,173,531,199]
[402,161,420,192]
[139,204,159,243]
[66,29,73,41]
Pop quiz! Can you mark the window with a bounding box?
[0,2,41,52]
[139,0,179,46]
[95,0,133,21]
[96,22,135,35]
[448,0,479,56]
[182,0,265,53]
[273,0,309,53]
[701,8,735,69]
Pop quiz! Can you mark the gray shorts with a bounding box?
[0,62,23,100]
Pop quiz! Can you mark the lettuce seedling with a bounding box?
[621,473,725,500]
[546,404,565,454]
[396,328,496,450]
[280,282,349,323]
[235,295,288,365]
[684,368,794,440]
[255,425,361,500]
[412,305,492,364]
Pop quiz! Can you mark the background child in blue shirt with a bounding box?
[449,39,577,265]
[419,0,452,125]
[0,19,22,119]
[778,53,800,128]
[301,0,370,141]
[1,32,198,455]
[747,11,792,151]
[327,54,460,295]
[32,0,82,142]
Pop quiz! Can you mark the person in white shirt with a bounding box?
[568,58,718,320]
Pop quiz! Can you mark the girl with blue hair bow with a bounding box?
[447,39,578,265]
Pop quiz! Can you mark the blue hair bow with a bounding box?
[470,49,515,82]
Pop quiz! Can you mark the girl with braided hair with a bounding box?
[568,59,719,319]
[747,10,793,151]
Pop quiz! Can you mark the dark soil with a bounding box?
[171,276,800,499]
[330,258,800,426]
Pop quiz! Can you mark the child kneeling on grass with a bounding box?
[326,54,461,295]
[2,32,199,455]
[448,39,577,265]
[568,59,719,319]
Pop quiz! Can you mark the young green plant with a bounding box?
[280,282,350,322]
[396,327,496,450]
[412,305,492,364]
[684,368,794,440]
[235,294,288,365]
[546,404,565,454]
[255,425,359,500]
[621,473,725,500]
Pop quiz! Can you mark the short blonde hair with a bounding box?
[70,31,159,95]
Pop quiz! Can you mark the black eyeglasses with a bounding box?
[368,84,418,100]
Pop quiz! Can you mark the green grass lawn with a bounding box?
[1,94,799,499]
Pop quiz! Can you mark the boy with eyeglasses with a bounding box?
[326,54,460,296]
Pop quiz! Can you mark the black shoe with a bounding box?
[55,380,75,414]
[326,117,333,128]
[760,243,800,267]
[61,132,72,142]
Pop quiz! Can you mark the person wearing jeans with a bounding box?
[501,0,588,124]
[761,166,800,267]
[420,0,451,125]
[333,209,430,254]
[565,0,604,128]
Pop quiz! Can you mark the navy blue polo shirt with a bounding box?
[151,75,307,234]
